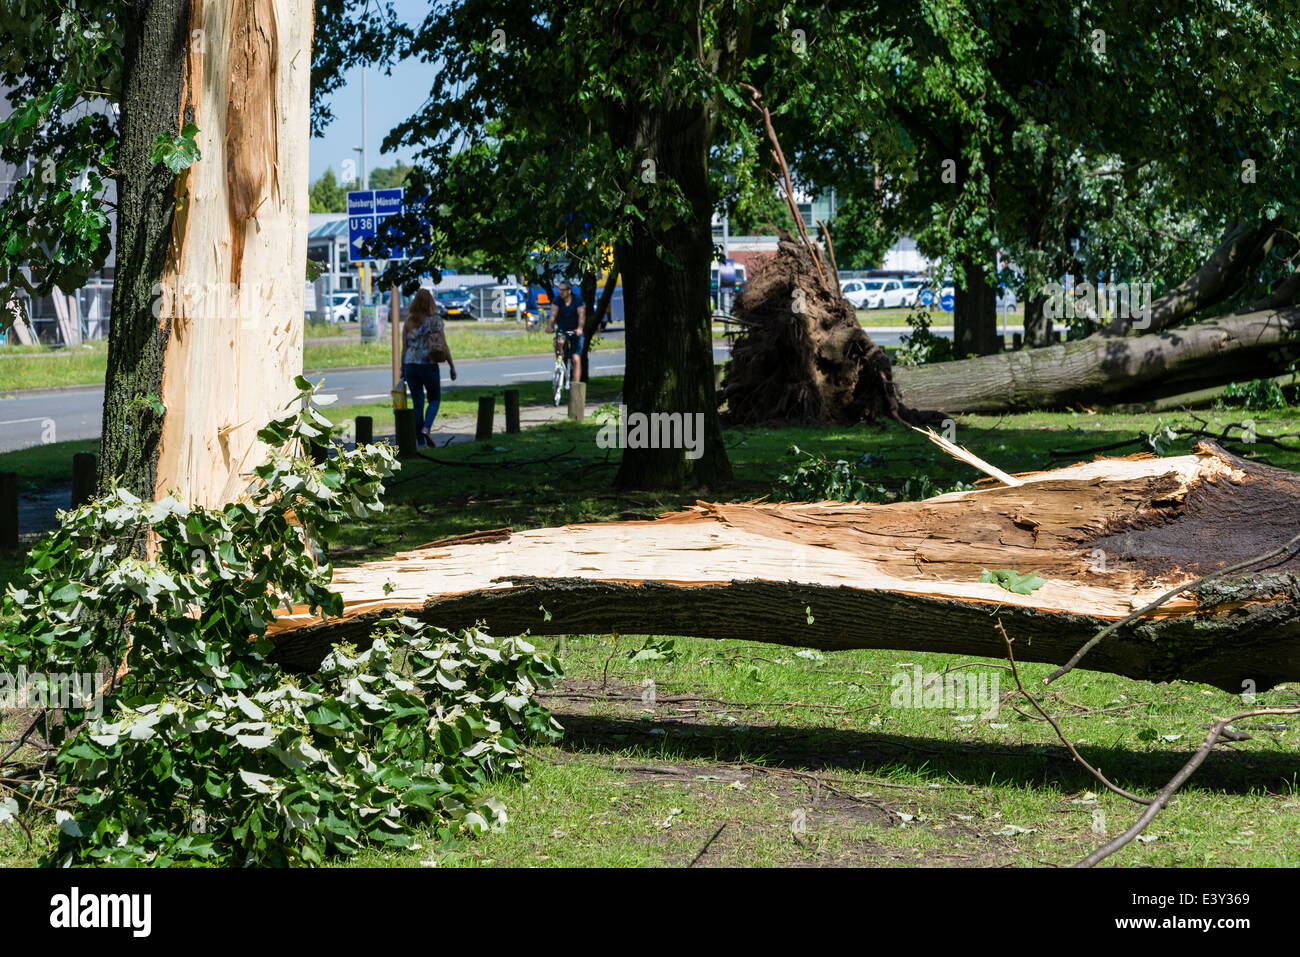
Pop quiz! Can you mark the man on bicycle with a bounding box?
[547,279,585,388]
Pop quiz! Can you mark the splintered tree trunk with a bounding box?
[101,0,310,506]
[894,306,1300,414]
[268,443,1300,692]
[612,97,729,489]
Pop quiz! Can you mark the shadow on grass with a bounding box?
[552,712,1300,798]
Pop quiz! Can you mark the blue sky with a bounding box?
[308,0,435,184]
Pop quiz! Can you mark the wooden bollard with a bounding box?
[71,452,97,507]
[504,389,521,434]
[475,395,495,441]
[1012,332,1022,351]
[355,415,374,446]
[310,441,328,464]
[568,380,587,421]
[0,471,17,548]
[394,408,419,457]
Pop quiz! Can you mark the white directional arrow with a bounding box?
[352,236,366,250]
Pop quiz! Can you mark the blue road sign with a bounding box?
[347,190,376,261]
[374,188,406,260]
[939,292,955,312]
[918,288,935,306]
[347,188,409,261]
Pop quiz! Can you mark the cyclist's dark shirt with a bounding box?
[553,293,584,332]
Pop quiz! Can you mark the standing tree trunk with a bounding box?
[1023,294,1052,347]
[954,254,1000,356]
[613,96,730,488]
[101,0,311,507]
[579,262,619,384]
[99,0,192,501]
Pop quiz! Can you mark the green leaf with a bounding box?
[978,568,1047,595]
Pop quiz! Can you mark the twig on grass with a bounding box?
[1076,706,1300,868]
[689,821,731,867]
[739,763,901,820]
[996,620,1151,806]
[921,660,1013,691]
[0,709,47,766]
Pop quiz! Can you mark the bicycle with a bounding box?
[552,330,579,405]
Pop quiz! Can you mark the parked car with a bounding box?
[435,287,475,319]
[839,278,871,308]
[464,283,525,318]
[900,277,928,306]
[842,278,908,309]
[326,291,358,323]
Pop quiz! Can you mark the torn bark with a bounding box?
[269,443,1300,692]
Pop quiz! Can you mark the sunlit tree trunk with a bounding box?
[101,0,311,506]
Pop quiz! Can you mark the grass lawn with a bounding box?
[2,397,1297,867]
[0,324,636,390]
[0,437,100,490]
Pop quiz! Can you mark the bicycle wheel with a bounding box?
[552,359,565,406]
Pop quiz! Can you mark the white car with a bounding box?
[326,292,358,323]
[900,277,928,306]
[850,278,908,309]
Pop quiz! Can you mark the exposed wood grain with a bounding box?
[269,445,1300,690]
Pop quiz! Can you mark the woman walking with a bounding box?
[402,289,457,446]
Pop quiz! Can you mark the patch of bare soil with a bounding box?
[537,679,1033,866]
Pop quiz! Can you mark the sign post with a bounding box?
[349,187,410,366]
[390,281,401,387]
[348,191,378,342]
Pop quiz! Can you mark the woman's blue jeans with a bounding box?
[404,362,441,438]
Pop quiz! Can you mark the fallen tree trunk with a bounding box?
[269,444,1300,692]
[1103,221,1279,335]
[894,306,1300,414]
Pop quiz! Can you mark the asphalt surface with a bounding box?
[0,320,1028,454]
[0,343,734,453]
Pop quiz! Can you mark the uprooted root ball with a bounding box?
[720,235,939,428]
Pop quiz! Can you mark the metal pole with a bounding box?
[361,69,368,191]
[390,283,401,387]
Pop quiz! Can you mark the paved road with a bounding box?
[0,321,1030,454]
[0,344,734,453]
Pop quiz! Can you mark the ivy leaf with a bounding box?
[978,568,1047,595]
